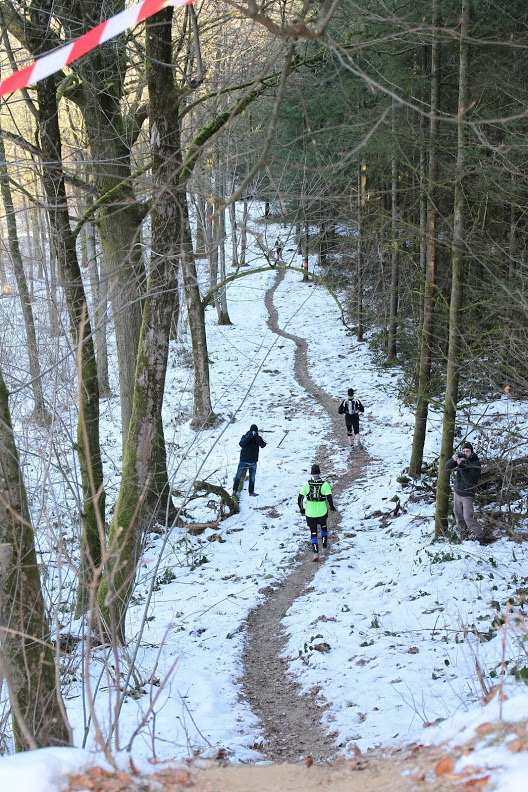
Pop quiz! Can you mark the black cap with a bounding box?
[311,464,321,475]
[462,442,473,451]
[347,388,354,397]
[250,424,258,432]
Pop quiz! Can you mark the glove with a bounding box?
[330,506,337,512]
[299,509,305,516]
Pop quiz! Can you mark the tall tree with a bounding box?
[0,363,71,750]
[24,0,106,614]
[435,0,471,535]
[98,5,185,639]
[62,0,147,447]
[408,0,441,478]
[98,6,296,637]
[387,104,400,362]
[0,120,50,425]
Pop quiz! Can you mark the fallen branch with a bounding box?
[193,480,239,518]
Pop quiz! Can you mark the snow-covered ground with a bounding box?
[1,210,528,790]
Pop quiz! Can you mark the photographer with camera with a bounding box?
[232,424,267,498]
[445,442,488,544]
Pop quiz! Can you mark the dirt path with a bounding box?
[239,269,369,763]
[65,270,496,791]
[65,738,493,792]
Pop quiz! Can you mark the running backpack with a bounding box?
[347,399,364,415]
[339,398,364,415]
[306,479,326,502]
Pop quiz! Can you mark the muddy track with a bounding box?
[240,269,369,763]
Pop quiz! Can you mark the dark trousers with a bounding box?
[233,461,257,494]
[306,514,328,553]
[345,414,360,436]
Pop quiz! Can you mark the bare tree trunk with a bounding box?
[0,364,71,750]
[85,216,111,397]
[356,163,365,341]
[435,0,471,536]
[33,206,46,282]
[216,200,231,325]
[20,194,35,298]
[62,2,178,522]
[229,200,239,269]
[62,4,146,447]
[0,126,51,425]
[239,199,248,268]
[182,210,215,428]
[0,239,7,287]
[409,0,441,478]
[193,193,208,257]
[98,6,191,638]
[32,64,105,616]
[209,200,219,305]
[97,210,144,444]
[42,214,61,337]
[302,220,310,282]
[418,98,428,336]
[319,221,329,267]
[388,111,399,361]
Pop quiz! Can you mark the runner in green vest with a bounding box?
[298,464,336,561]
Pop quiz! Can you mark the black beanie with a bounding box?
[311,464,321,475]
[347,388,354,397]
[250,424,258,432]
[462,442,473,451]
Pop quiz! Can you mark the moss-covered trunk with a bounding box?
[69,7,176,518]
[97,7,183,639]
[0,366,71,750]
[64,0,146,446]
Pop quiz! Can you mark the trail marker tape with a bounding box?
[0,0,195,99]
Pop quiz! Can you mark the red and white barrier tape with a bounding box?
[0,0,195,99]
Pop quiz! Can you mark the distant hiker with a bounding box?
[232,424,267,497]
[274,238,283,262]
[298,464,336,561]
[338,388,365,449]
[445,442,487,544]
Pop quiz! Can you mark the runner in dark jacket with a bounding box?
[232,424,266,497]
[338,388,365,450]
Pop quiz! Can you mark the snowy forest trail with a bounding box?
[240,269,369,763]
[60,270,510,791]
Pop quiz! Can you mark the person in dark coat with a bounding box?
[338,388,365,449]
[445,442,486,543]
[232,424,267,497]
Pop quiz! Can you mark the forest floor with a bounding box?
[65,739,493,792]
[65,270,496,791]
